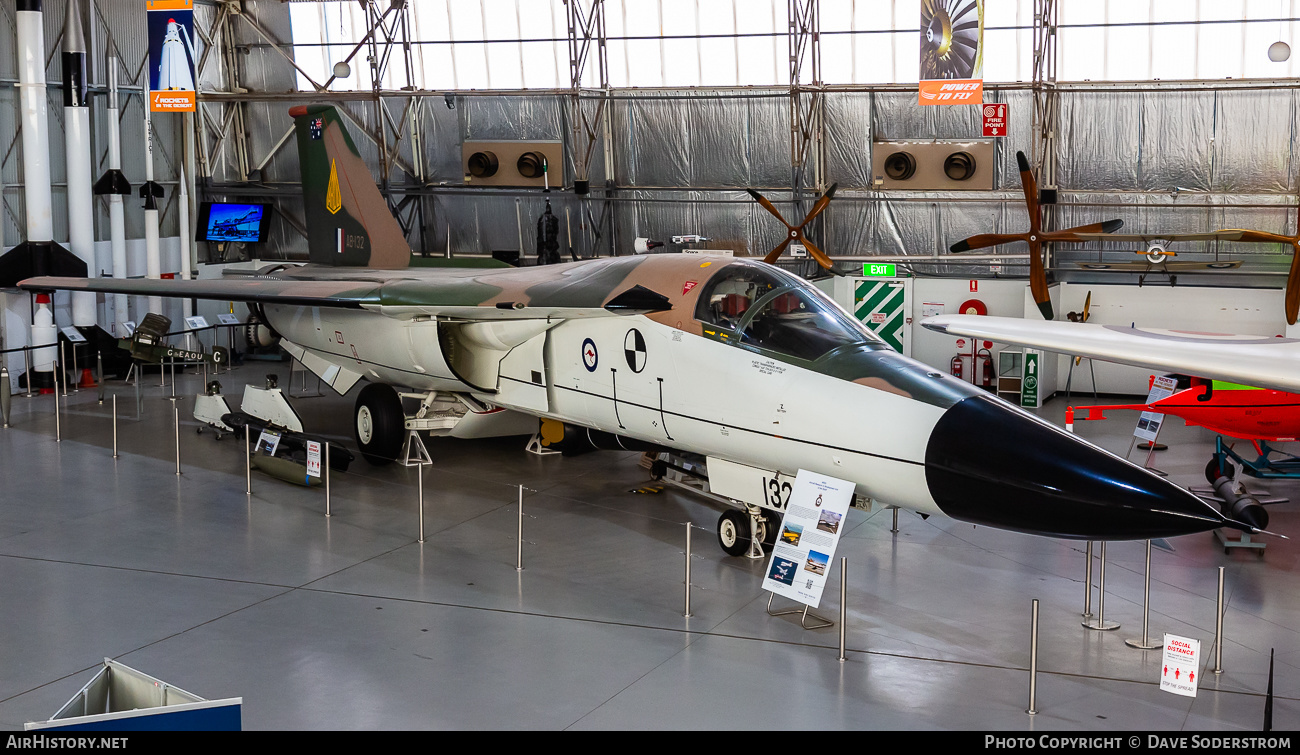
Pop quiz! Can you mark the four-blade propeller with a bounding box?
[950,151,1123,320]
[748,184,843,274]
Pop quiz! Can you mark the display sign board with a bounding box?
[306,440,322,478]
[761,470,855,608]
[217,314,241,326]
[147,1,197,112]
[982,103,1007,136]
[919,0,984,105]
[256,429,281,457]
[121,321,137,337]
[1020,351,1039,407]
[184,315,209,330]
[862,263,897,277]
[60,327,86,343]
[1160,634,1201,697]
[1134,375,1179,442]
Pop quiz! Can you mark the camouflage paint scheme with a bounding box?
[19,105,1244,541]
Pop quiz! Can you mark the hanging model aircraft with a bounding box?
[952,154,1300,324]
[18,105,1259,542]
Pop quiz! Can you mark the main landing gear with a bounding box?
[716,507,780,558]
[354,383,405,465]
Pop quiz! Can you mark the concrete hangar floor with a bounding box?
[0,364,1296,731]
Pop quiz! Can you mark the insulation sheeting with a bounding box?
[611,91,789,188]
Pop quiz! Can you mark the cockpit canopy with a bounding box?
[694,261,887,361]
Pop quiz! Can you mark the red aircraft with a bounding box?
[1072,376,1300,443]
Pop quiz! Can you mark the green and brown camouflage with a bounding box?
[290,104,411,269]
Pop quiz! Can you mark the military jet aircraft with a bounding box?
[19,105,1255,542]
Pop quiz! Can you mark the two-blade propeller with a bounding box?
[1216,214,1300,325]
[950,151,1123,320]
[748,184,844,274]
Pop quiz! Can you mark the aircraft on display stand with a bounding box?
[18,105,1263,546]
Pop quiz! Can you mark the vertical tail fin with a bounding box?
[289,105,410,269]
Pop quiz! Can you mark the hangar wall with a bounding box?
[2,1,1298,398]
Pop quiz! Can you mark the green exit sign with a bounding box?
[863,263,897,277]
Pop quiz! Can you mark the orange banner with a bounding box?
[918,79,983,106]
[151,90,195,111]
[147,0,192,10]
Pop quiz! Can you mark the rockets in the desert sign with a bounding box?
[147,0,196,112]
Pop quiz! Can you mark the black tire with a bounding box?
[355,383,405,466]
[717,510,751,557]
[1205,456,1235,484]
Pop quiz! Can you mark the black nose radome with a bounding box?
[925,395,1231,540]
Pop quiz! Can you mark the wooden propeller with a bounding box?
[950,152,1123,320]
[1215,210,1300,325]
[748,184,841,273]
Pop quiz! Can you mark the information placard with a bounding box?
[761,470,855,608]
[60,327,86,343]
[1160,634,1201,697]
[121,321,137,337]
[257,429,281,457]
[184,316,210,330]
[217,314,241,326]
[306,441,322,478]
[1135,375,1179,442]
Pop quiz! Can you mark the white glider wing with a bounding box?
[922,314,1300,394]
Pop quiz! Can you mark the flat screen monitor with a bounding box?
[196,202,272,243]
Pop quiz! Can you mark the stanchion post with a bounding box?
[173,404,181,475]
[96,351,104,404]
[170,357,176,400]
[1126,540,1161,650]
[838,557,848,662]
[71,343,78,392]
[417,464,426,543]
[1083,541,1094,618]
[1083,542,1120,630]
[1027,598,1040,715]
[244,424,252,495]
[24,348,32,398]
[890,506,899,534]
[684,522,693,618]
[515,484,524,571]
[324,440,331,518]
[1214,566,1225,674]
[60,342,68,397]
[53,361,61,442]
[112,393,119,459]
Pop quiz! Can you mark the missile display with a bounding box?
[0,0,87,391]
[142,105,164,316]
[62,0,95,328]
[93,53,131,334]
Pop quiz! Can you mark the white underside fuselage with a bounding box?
[266,304,946,516]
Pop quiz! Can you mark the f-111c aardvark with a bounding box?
[21,105,1255,543]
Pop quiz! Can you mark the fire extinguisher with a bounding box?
[978,348,995,388]
[950,355,964,381]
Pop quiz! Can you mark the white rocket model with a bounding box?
[93,55,131,334]
[157,17,196,91]
[142,105,164,316]
[62,0,95,328]
[0,0,85,391]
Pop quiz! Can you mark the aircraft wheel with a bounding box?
[717,509,751,557]
[1205,457,1235,484]
[355,383,404,466]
